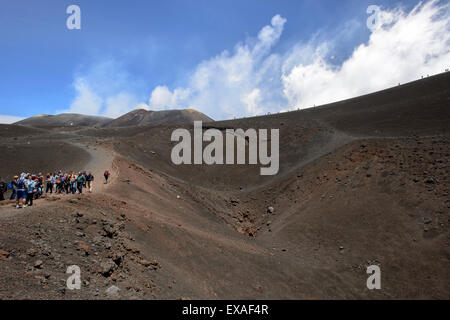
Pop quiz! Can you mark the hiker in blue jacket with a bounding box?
[9,176,18,200]
[25,175,38,207]
[15,174,27,209]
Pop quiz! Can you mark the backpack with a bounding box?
[17,179,25,190]
[8,182,12,190]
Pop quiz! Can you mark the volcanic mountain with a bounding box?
[103,108,213,128]
[15,113,113,127]
[15,109,213,129]
[1,72,449,300]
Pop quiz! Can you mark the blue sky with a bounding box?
[0,0,448,122]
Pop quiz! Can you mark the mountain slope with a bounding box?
[0,72,448,299]
[15,113,112,127]
[103,109,213,127]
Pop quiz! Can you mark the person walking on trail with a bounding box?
[46,174,53,194]
[64,174,70,194]
[51,173,57,193]
[16,174,27,209]
[25,175,37,207]
[35,175,44,199]
[104,170,111,184]
[86,172,94,193]
[9,176,18,200]
[70,173,77,194]
[60,174,66,194]
[0,177,7,201]
[55,176,63,194]
[58,174,63,193]
[82,171,87,188]
[77,172,85,194]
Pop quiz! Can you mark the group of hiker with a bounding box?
[0,170,111,209]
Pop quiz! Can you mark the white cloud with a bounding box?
[149,86,190,110]
[146,0,449,119]
[0,114,25,124]
[67,78,103,116]
[147,14,287,119]
[282,0,450,109]
[135,103,151,111]
[103,92,140,118]
[64,59,146,118]
[65,1,448,121]
[241,89,264,115]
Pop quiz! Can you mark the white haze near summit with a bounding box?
[0,114,25,124]
[64,0,450,121]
